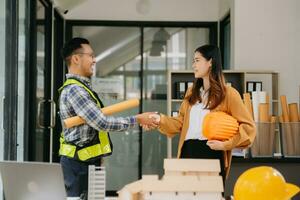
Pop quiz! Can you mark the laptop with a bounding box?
[0,161,66,200]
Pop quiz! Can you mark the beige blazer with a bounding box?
[158,86,256,178]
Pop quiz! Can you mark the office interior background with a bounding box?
[0,0,300,198]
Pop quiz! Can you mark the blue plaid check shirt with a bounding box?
[59,74,137,147]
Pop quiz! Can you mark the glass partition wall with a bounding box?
[0,1,5,198]
[1,0,27,198]
[142,27,210,175]
[0,0,6,164]
[1,0,27,160]
[71,23,215,193]
[17,0,27,162]
[73,26,142,191]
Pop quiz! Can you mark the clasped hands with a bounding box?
[135,112,161,131]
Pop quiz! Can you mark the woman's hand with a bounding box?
[142,113,161,131]
[206,140,226,150]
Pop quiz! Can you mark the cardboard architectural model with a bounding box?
[118,159,224,200]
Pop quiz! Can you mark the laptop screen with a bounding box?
[0,161,66,200]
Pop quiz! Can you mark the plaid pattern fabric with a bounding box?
[59,74,137,147]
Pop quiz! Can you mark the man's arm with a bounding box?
[66,85,158,131]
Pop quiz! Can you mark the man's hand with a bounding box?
[136,112,160,129]
[206,140,226,150]
[141,113,161,131]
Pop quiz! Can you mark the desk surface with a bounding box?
[232,156,300,163]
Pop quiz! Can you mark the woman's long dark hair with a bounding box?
[187,45,226,110]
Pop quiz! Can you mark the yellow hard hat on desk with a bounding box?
[233,166,300,200]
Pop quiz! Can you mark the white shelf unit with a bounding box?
[166,70,279,158]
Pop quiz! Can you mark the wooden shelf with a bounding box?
[167,70,279,115]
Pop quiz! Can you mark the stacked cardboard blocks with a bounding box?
[118,159,223,200]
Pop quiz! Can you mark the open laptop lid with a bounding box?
[0,161,66,200]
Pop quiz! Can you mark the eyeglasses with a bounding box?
[73,52,95,58]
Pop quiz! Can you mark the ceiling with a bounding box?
[52,0,220,21]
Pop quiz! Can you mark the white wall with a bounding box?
[61,0,220,21]
[219,0,231,19]
[232,0,300,103]
[297,0,300,105]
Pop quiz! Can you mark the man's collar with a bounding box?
[66,74,91,85]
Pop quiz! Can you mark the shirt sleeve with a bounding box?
[223,87,256,150]
[158,101,185,137]
[66,85,137,131]
[158,87,192,137]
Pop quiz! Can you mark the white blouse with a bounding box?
[185,102,210,140]
[185,87,210,141]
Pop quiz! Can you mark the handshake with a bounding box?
[135,112,161,131]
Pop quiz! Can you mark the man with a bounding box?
[59,37,158,199]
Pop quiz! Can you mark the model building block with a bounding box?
[164,158,220,176]
[117,159,223,200]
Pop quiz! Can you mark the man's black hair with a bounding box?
[61,37,90,60]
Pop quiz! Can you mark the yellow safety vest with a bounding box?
[58,78,113,161]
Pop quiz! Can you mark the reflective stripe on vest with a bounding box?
[58,78,112,161]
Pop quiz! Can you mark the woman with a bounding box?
[151,45,256,181]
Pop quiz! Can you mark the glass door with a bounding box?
[0,0,6,163]
[29,0,54,162]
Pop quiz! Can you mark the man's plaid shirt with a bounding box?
[59,74,137,147]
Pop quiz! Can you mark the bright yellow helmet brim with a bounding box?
[285,183,300,199]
